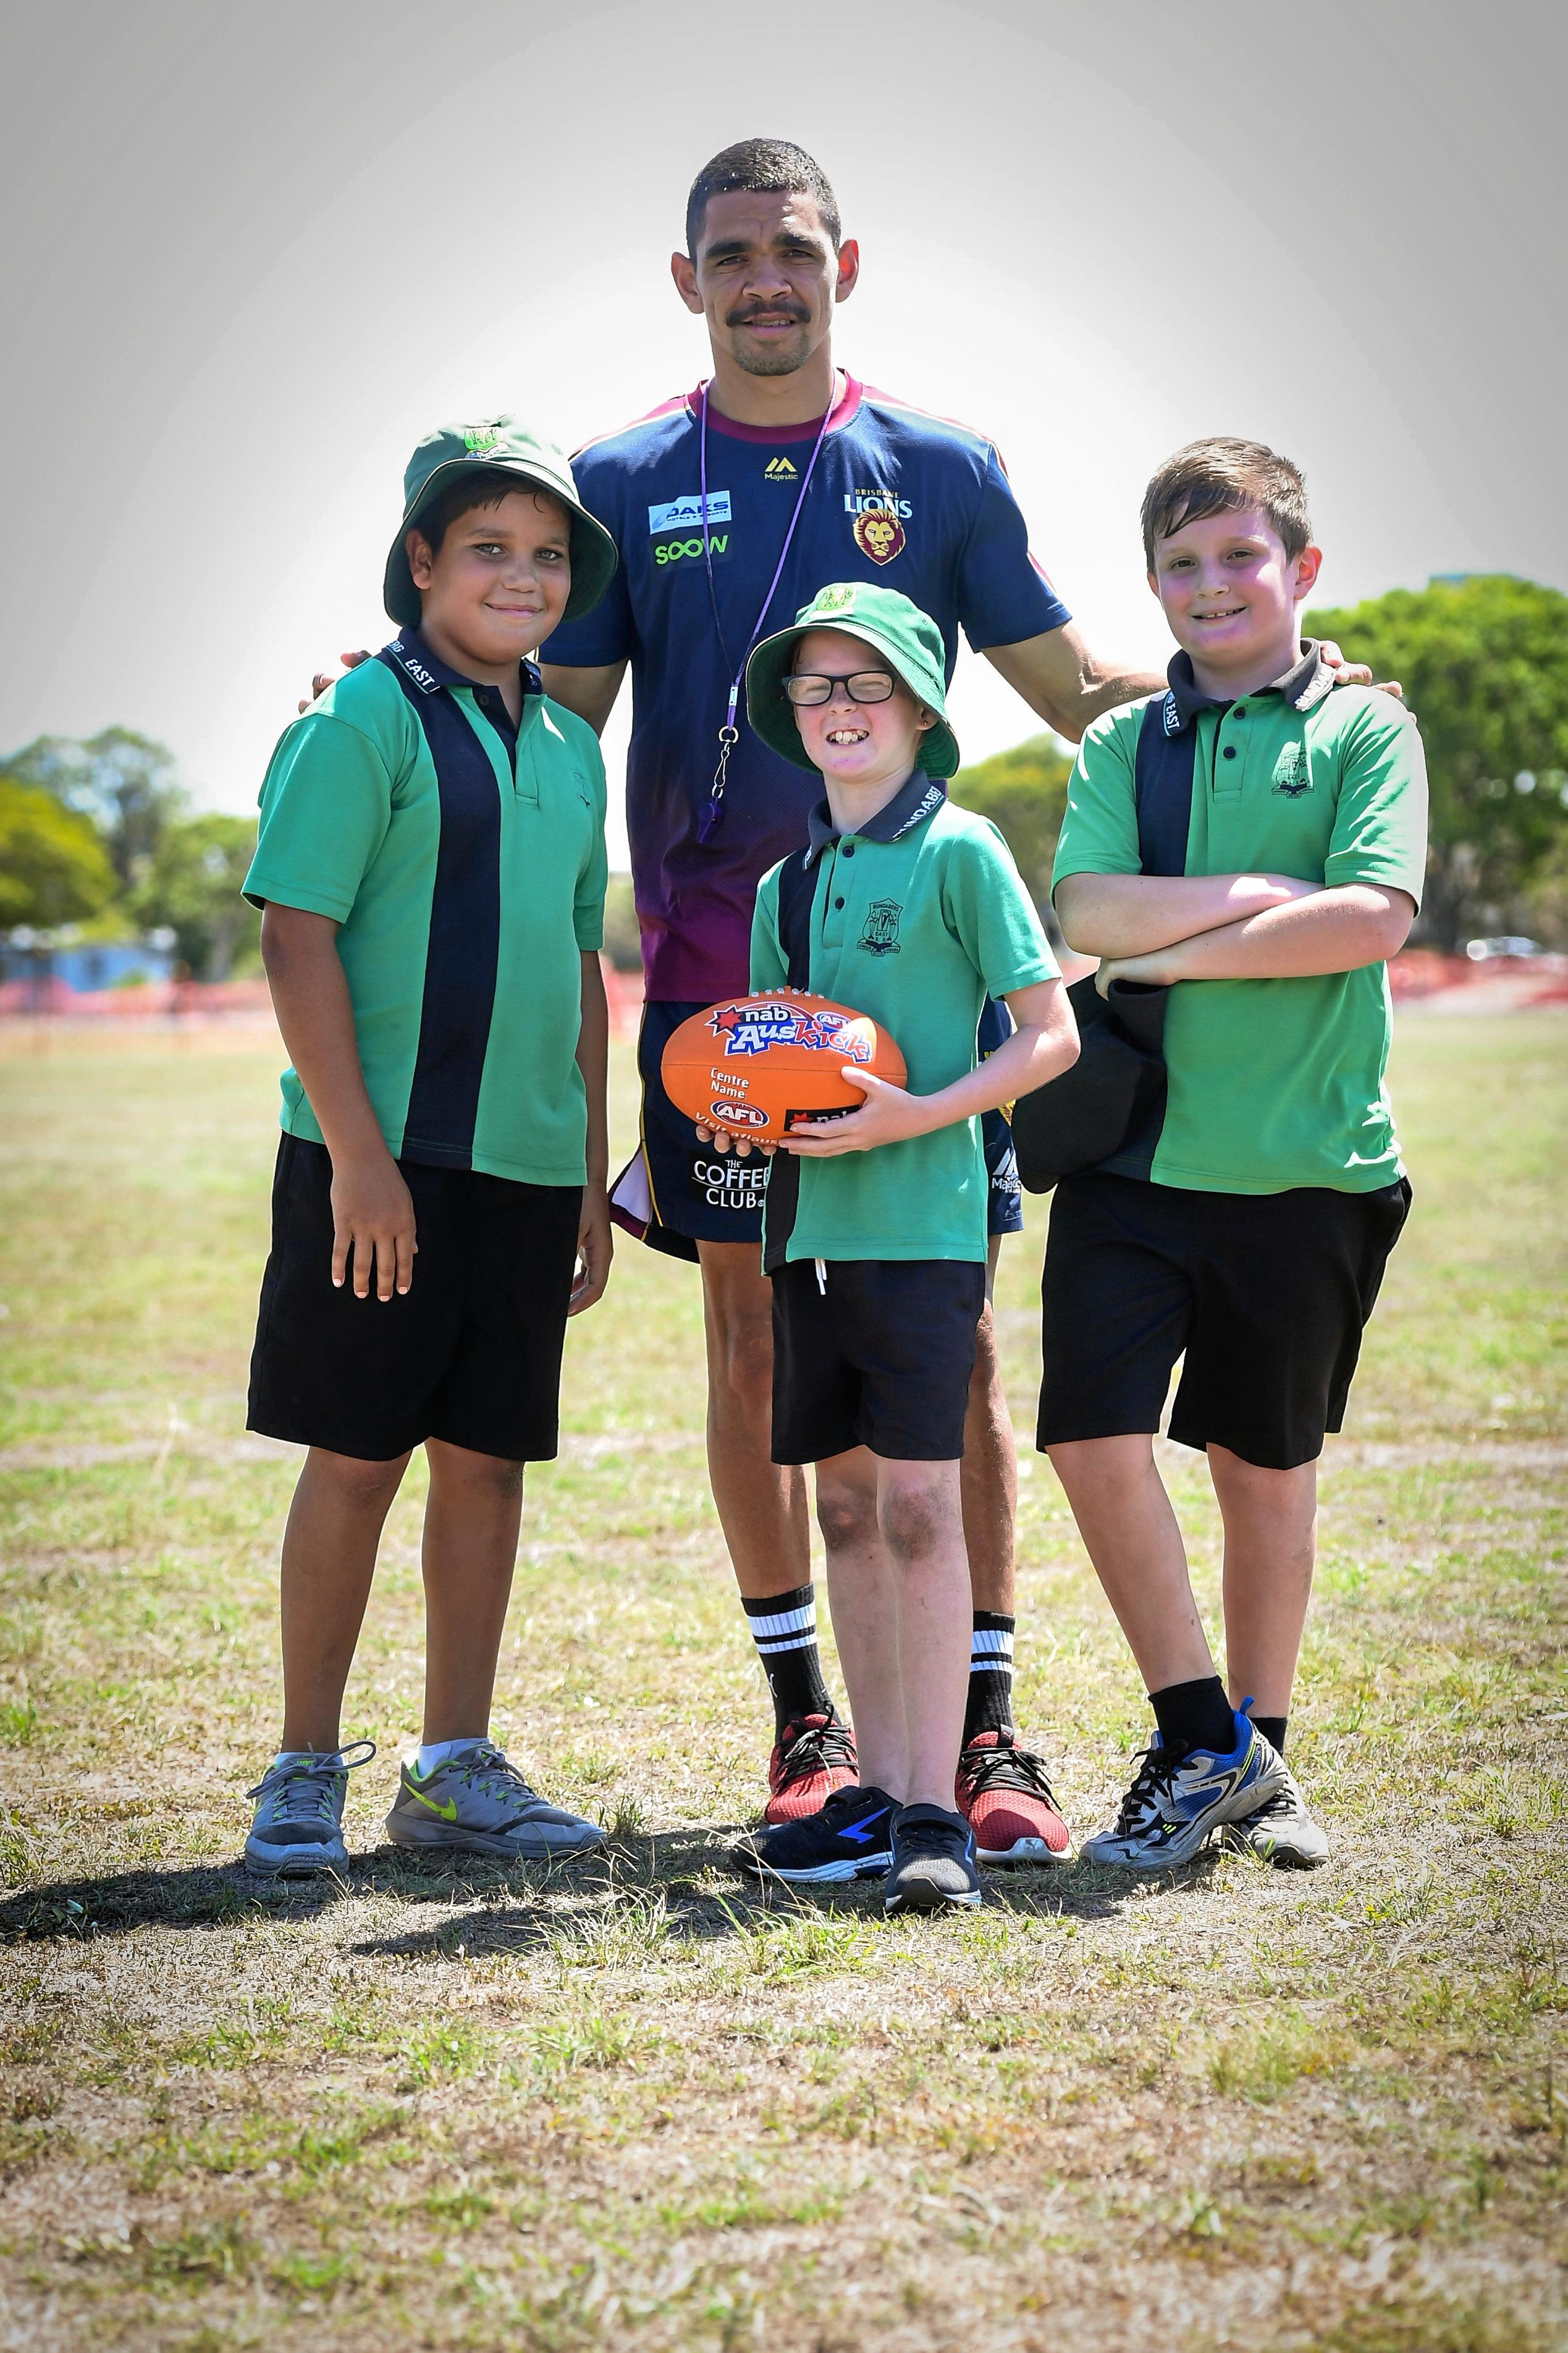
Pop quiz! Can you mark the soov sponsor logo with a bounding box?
[654,531,730,568]
[649,492,731,534]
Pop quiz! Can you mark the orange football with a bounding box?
[661,987,907,1144]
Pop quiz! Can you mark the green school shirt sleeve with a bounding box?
[941,819,1060,999]
[1323,698,1430,909]
[749,863,788,992]
[1050,708,1142,895]
[243,713,394,920]
[563,716,610,952]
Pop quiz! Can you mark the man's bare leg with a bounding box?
[696,1240,809,1600]
[960,1237,1016,1616]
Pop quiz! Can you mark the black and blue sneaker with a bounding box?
[884,1804,982,1913]
[733,1783,898,1883]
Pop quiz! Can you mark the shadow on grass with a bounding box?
[0,1827,1161,1948]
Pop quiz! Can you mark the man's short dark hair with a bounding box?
[1141,437,1312,568]
[685,138,841,258]
[410,468,565,558]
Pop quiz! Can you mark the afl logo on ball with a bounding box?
[853,508,906,565]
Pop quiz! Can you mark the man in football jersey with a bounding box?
[532,137,1171,1857]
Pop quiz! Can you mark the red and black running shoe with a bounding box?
[765,1710,858,1825]
[956,1728,1073,1865]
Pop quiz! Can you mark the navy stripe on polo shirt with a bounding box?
[244,628,610,1187]
[540,374,1071,1002]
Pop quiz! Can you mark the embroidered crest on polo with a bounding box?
[858,900,903,956]
[1272,743,1312,796]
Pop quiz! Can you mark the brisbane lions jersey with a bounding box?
[541,374,1071,1002]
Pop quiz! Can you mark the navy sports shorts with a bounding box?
[248,1135,581,1463]
[770,1256,987,1464]
[610,997,1024,1263]
[1037,1170,1411,1470]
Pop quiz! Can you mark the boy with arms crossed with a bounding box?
[1045,439,1427,1870]
[242,420,618,1874]
[731,584,1077,1907]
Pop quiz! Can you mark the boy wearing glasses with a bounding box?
[724,584,1078,1909]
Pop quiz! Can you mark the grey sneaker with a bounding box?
[1081,1716,1289,1871]
[384,1739,604,1860]
[1223,1765,1330,1869]
[244,1741,376,1876]
[883,1804,982,1913]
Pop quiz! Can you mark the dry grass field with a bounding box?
[0,1013,1564,2352]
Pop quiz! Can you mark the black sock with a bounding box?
[743,1584,832,1738]
[964,1611,1015,1744]
[1252,1714,1288,1754]
[1149,1675,1235,1755]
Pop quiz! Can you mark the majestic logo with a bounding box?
[649,492,730,534]
[706,1000,874,1060]
[764,456,798,479]
[853,509,906,565]
[858,900,903,956]
[1271,743,1312,797]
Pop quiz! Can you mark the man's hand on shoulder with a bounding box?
[300,650,372,715]
[1318,639,1405,703]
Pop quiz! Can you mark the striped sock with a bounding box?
[743,1584,832,1737]
[964,1611,1016,1744]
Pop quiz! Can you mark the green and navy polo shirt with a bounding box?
[751,772,1058,1266]
[1052,642,1428,1196]
[243,630,609,1187]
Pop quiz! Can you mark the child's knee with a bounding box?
[878,1471,959,1564]
[816,1476,877,1552]
[306,1447,408,1509]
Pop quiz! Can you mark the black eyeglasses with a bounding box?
[784,670,897,707]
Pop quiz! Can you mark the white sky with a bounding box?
[2,0,1563,868]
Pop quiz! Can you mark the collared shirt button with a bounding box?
[1222,746,1237,759]
[841,843,855,856]
[833,896,846,910]
[1233,706,1247,719]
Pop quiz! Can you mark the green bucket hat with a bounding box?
[383,416,618,631]
[744,581,960,777]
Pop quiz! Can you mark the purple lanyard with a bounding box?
[696,376,835,843]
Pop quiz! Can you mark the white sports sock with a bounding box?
[415,1735,484,1777]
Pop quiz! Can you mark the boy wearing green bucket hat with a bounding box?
[727,583,1079,1910]
[238,418,620,1876]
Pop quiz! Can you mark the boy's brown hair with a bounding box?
[1141,437,1312,568]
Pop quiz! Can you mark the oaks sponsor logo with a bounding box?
[649,492,730,534]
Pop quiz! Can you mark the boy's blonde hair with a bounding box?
[1141,437,1312,568]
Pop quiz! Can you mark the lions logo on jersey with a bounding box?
[853,508,906,565]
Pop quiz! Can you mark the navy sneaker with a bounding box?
[884,1804,982,1912]
[733,1783,897,1883]
[1082,1709,1288,1871]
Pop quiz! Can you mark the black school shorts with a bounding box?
[612,999,1024,1263]
[770,1257,987,1465]
[248,1135,581,1463]
[1037,1170,1411,1471]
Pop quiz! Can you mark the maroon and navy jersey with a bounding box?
[540,374,1071,1002]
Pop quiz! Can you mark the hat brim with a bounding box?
[382,457,618,632]
[743,620,960,778]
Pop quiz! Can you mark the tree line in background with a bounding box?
[4,575,1566,982]
[0,731,259,978]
